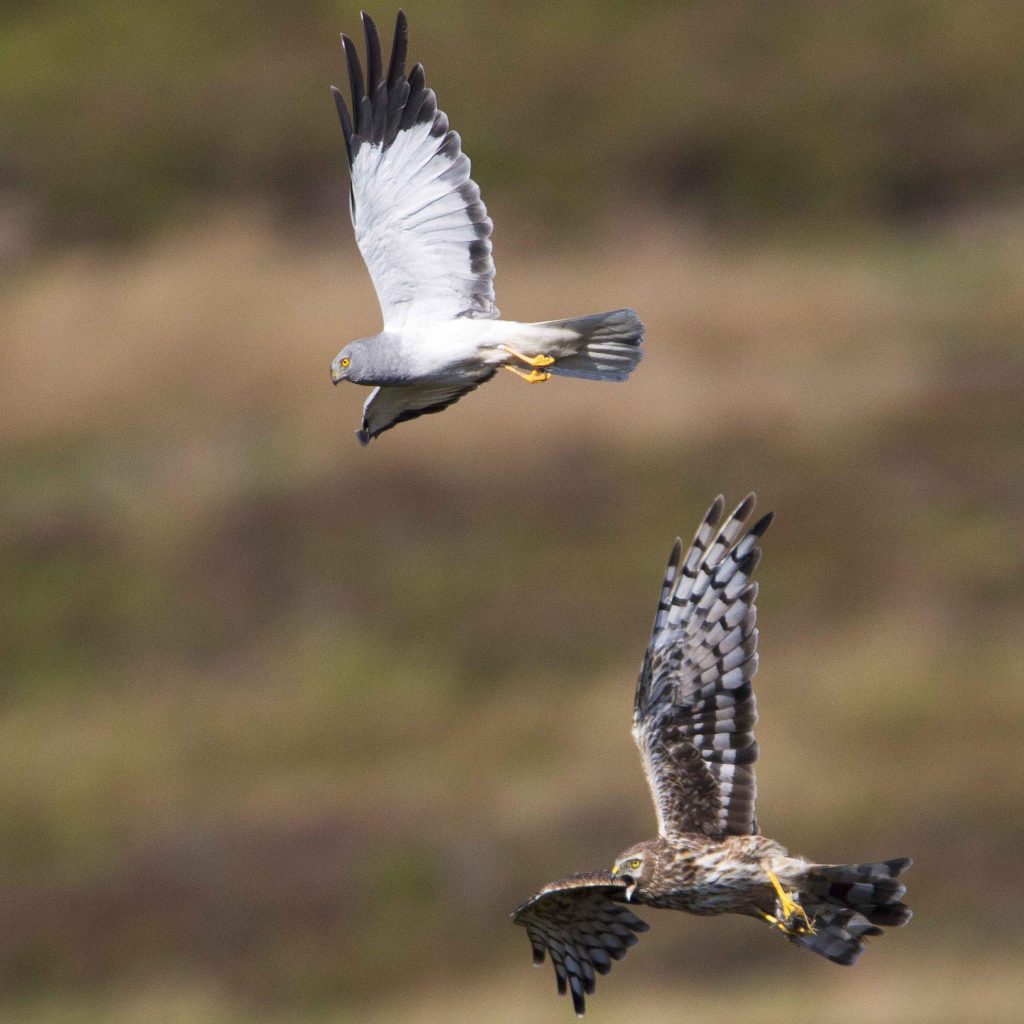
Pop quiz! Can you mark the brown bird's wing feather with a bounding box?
[511,872,649,1017]
[633,494,771,839]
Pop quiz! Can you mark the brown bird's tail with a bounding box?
[793,858,912,965]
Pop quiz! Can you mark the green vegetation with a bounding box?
[4,1,1024,244]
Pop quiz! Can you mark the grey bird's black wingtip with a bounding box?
[331,8,432,167]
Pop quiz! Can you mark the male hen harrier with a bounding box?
[329,11,644,444]
[512,495,911,1016]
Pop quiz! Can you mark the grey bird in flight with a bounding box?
[329,11,644,444]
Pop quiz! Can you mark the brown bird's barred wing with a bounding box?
[633,494,772,839]
[511,872,650,1017]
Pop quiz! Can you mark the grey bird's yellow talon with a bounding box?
[501,344,556,369]
[504,365,552,384]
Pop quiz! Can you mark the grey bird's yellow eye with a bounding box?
[629,859,642,870]
[341,357,350,368]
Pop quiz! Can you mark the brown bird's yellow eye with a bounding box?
[629,859,642,870]
[341,357,350,368]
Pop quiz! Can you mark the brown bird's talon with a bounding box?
[764,866,816,936]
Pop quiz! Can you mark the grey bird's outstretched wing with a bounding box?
[357,371,496,445]
[512,872,650,1017]
[633,494,772,839]
[331,11,498,329]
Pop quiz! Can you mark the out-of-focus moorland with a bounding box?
[2,3,1022,1023]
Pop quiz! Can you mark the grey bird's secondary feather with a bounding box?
[513,495,911,1016]
[329,11,644,444]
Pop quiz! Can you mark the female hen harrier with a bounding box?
[512,495,911,1016]
[329,11,644,444]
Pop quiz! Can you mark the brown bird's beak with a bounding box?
[612,864,636,901]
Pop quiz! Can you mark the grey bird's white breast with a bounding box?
[394,319,546,379]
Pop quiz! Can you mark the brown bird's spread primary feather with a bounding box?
[511,873,649,1017]
[513,495,912,1016]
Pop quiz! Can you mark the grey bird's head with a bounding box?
[611,842,655,901]
[331,339,372,385]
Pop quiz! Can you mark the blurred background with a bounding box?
[2,2,1022,1022]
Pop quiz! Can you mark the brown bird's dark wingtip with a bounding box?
[734,492,757,520]
[750,510,775,536]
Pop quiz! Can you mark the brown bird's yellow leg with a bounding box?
[503,364,552,384]
[501,345,555,369]
[759,906,814,936]
[764,866,815,935]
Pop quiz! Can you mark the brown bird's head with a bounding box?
[611,841,657,901]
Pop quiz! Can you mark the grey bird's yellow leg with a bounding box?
[501,345,555,369]
[503,364,552,384]
[762,865,815,936]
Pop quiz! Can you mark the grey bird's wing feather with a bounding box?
[632,494,772,839]
[511,872,650,1017]
[331,11,498,329]
[357,373,496,444]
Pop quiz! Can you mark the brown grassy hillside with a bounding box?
[2,209,1022,1022]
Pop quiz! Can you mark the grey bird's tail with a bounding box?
[539,308,644,381]
[793,858,912,965]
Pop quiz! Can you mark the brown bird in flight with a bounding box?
[512,495,911,1016]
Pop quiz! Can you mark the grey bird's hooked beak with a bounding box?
[331,364,344,385]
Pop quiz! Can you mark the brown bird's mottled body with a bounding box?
[615,834,795,915]
[512,495,912,1016]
